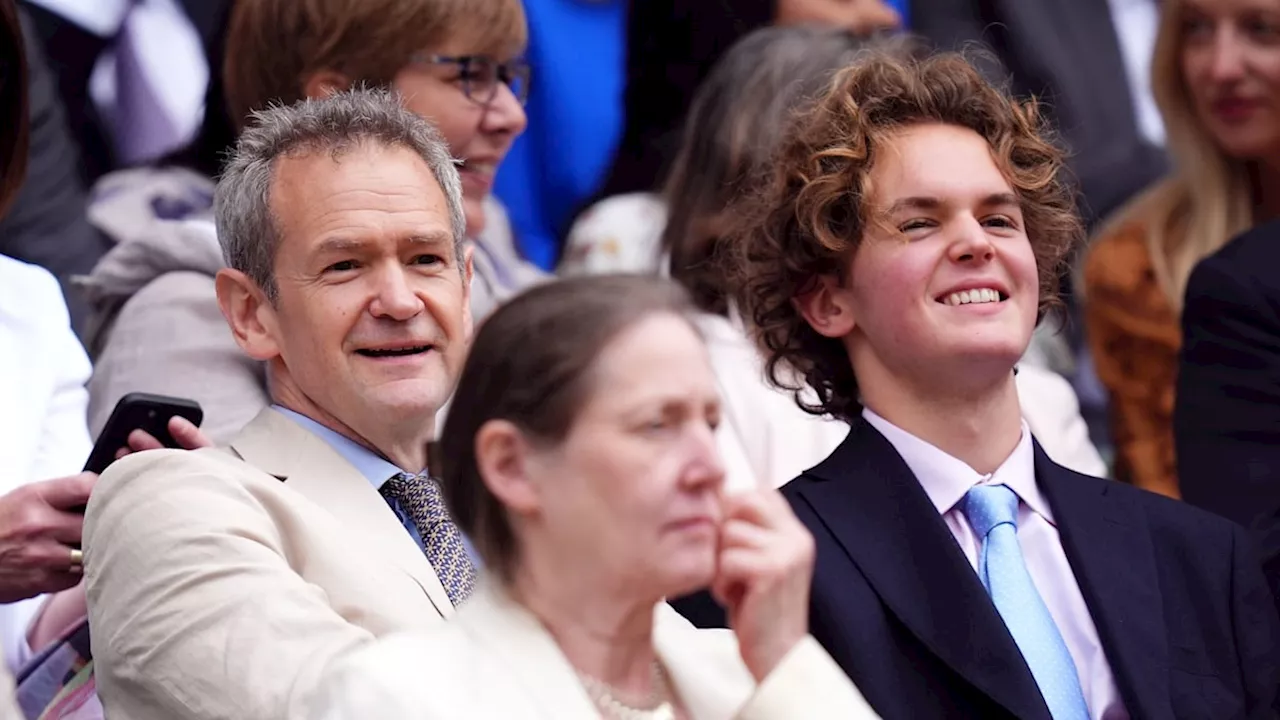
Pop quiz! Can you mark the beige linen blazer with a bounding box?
[83,408,453,719]
[315,581,880,719]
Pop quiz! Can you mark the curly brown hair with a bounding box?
[725,49,1082,424]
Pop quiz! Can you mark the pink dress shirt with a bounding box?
[862,409,1128,720]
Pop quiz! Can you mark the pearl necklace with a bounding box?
[576,661,676,720]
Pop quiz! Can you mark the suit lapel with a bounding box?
[460,582,602,719]
[464,587,750,720]
[228,408,455,617]
[655,610,749,719]
[1035,447,1173,720]
[798,419,1051,719]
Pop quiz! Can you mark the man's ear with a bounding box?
[302,70,353,100]
[474,419,541,516]
[215,268,282,361]
[793,274,858,339]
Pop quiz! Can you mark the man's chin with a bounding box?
[365,384,450,421]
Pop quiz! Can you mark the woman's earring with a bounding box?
[1013,365,1020,376]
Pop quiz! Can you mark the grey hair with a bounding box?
[214,87,467,301]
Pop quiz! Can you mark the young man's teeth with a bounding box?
[946,288,1001,306]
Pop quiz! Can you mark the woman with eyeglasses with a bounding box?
[80,0,546,445]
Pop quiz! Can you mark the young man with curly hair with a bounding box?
[712,50,1279,718]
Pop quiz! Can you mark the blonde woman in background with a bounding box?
[1084,0,1280,498]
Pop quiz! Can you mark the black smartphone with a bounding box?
[83,392,205,475]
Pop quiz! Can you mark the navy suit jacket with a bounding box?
[1176,220,1280,527]
[1176,219,1280,631]
[672,418,1280,719]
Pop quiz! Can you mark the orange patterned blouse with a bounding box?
[1083,220,1182,499]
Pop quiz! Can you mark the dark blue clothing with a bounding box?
[493,0,626,269]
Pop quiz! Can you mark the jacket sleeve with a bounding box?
[84,450,376,720]
[30,262,92,480]
[737,636,881,719]
[1176,253,1280,524]
[1226,525,1280,717]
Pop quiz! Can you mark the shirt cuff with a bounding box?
[737,636,879,719]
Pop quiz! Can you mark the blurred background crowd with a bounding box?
[10,0,1272,509]
[4,0,1280,716]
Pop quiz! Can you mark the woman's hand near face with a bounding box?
[709,488,816,682]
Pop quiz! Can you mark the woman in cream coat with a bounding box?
[316,276,877,719]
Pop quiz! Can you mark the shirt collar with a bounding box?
[861,408,1054,525]
[272,405,410,489]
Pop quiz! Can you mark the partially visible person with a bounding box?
[19,0,224,180]
[491,0,628,270]
[1176,219,1280,530]
[81,0,544,444]
[565,26,1104,489]
[0,0,94,680]
[687,49,1278,717]
[0,255,94,667]
[314,275,879,719]
[225,0,541,315]
[586,0,901,267]
[84,89,480,720]
[0,6,112,337]
[1175,218,1280,625]
[1084,0,1280,498]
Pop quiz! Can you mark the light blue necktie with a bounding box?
[962,484,1091,720]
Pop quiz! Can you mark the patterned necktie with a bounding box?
[961,484,1091,720]
[381,473,477,605]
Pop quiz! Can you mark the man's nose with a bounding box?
[948,216,996,265]
[368,265,424,321]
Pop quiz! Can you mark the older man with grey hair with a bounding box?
[81,88,479,720]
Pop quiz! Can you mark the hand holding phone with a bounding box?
[115,415,211,461]
[84,393,206,475]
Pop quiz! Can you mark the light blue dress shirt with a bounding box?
[272,405,448,558]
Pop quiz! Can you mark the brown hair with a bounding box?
[439,275,699,581]
[726,50,1082,423]
[0,0,29,217]
[661,26,885,314]
[223,0,527,130]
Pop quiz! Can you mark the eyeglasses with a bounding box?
[412,54,531,107]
